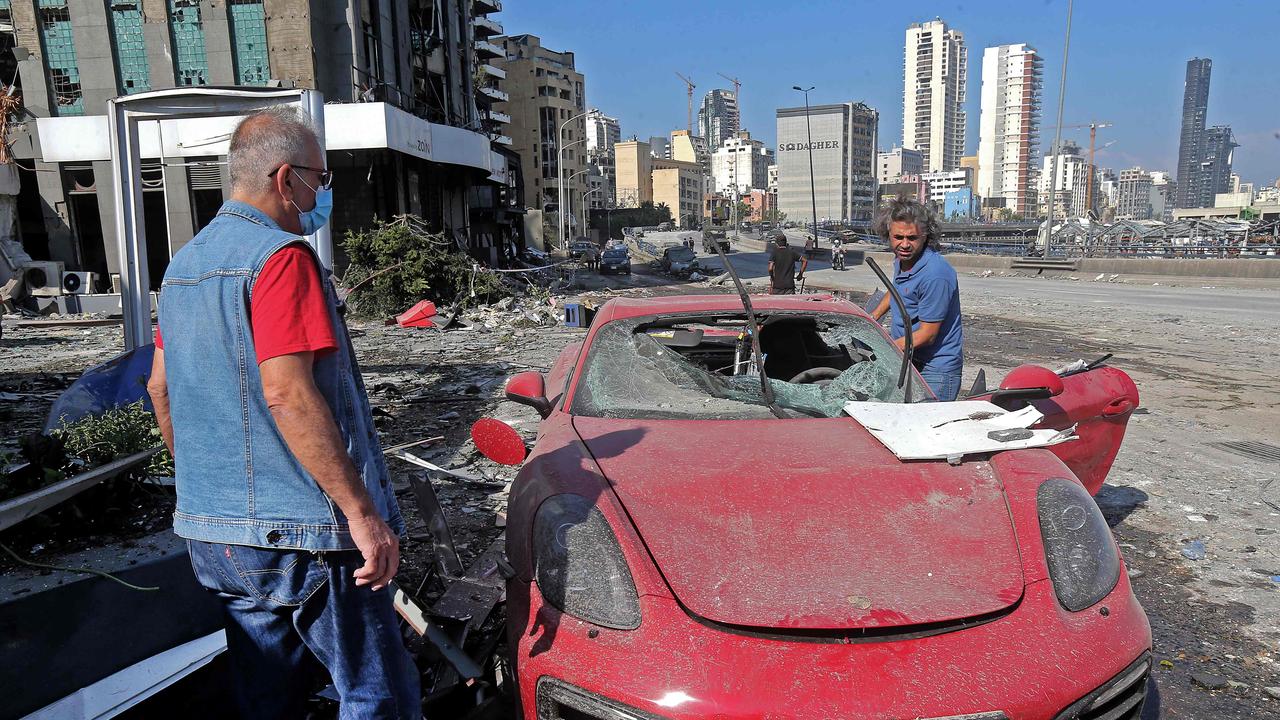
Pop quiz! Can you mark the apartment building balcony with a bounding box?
[485,109,511,125]
[473,15,503,36]
[475,39,504,59]
[479,85,509,102]
[473,0,501,14]
[480,63,506,80]
[492,134,512,146]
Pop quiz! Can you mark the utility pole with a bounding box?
[792,85,819,251]
[1043,0,1074,258]
[675,72,696,133]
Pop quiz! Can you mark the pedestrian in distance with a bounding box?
[767,231,807,295]
[870,196,965,401]
[146,107,420,718]
[832,235,846,271]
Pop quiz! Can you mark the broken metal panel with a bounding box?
[390,582,483,682]
[406,471,464,578]
[0,446,160,532]
[431,535,506,632]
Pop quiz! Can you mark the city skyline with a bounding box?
[499,0,1280,187]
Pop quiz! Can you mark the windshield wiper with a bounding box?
[708,240,786,418]
[865,257,913,402]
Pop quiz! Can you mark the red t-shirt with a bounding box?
[155,244,338,363]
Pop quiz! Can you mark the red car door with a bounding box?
[1030,365,1139,495]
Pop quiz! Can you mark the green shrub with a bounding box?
[341,217,512,319]
[53,401,173,478]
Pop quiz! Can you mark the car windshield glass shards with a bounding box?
[572,311,918,420]
[667,248,695,262]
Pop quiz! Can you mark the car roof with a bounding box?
[592,294,870,323]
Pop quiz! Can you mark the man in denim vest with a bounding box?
[147,107,420,718]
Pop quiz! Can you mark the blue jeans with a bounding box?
[187,540,420,719]
[919,367,964,401]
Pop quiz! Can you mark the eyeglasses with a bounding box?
[268,164,334,190]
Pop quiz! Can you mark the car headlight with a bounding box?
[1037,477,1121,611]
[533,494,641,629]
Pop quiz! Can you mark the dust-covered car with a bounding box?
[490,293,1151,720]
[598,247,631,275]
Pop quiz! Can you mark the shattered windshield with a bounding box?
[667,248,695,262]
[572,311,920,420]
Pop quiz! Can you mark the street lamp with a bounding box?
[580,187,601,243]
[792,86,820,251]
[565,169,589,242]
[557,138,586,249]
[558,110,591,250]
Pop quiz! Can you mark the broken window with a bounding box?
[572,311,917,420]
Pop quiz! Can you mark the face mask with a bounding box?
[291,170,334,235]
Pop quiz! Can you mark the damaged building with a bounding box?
[1,0,523,297]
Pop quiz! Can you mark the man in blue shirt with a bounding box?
[870,197,965,400]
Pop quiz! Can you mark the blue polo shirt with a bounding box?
[889,248,964,373]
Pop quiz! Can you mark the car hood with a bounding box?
[573,416,1024,631]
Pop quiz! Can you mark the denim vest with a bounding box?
[159,201,403,550]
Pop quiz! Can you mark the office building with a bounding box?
[495,34,586,234]
[878,147,924,184]
[8,0,521,287]
[1174,58,1212,208]
[1038,142,1089,218]
[1199,126,1237,204]
[977,43,1042,216]
[584,108,620,208]
[1150,171,1173,221]
[920,169,972,205]
[776,101,878,224]
[1115,168,1153,220]
[903,19,968,172]
[712,131,773,194]
[613,138,703,226]
[697,88,739,151]
[648,135,670,160]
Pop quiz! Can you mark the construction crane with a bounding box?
[717,72,742,122]
[675,72,695,134]
[1049,121,1113,217]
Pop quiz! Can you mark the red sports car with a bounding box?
[493,293,1151,720]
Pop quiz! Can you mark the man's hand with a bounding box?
[347,512,399,591]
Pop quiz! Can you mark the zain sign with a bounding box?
[778,140,840,152]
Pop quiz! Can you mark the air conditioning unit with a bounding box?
[61,270,95,295]
[22,261,65,297]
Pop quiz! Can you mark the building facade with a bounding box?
[775,102,878,225]
[1199,126,1237,205]
[711,131,772,194]
[1174,57,1212,209]
[920,169,971,205]
[584,108,620,208]
[7,0,521,289]
[697,88,739,152]
[494,34,586,235]
[1115,168,1153,220]
[903,19,967,173]
[877,147,924,184]
[1038,142,1089,218]
[1149,171,1173,221]
[977,43,1042,216]
[613,137,703,226]
[742,189,776,221]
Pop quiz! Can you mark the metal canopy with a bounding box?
[108,87,329,350]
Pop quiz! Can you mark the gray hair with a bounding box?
[873,195,940,248]
[227,106,319,196]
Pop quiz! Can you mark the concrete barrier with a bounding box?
[859,250,1280,279]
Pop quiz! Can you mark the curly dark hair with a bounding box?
[873,195,940,249]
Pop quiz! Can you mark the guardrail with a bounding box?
[941,239,1280,260]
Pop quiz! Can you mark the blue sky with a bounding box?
[500,0,1280,186]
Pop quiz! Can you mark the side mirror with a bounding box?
[991,364,1064,410]
[471,418,527,465]
[506,371,551,418]
[999,364,1065,397]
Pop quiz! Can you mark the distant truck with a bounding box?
[702,228,731,254]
